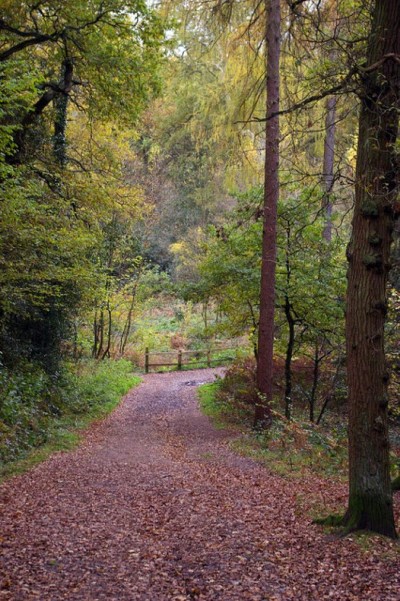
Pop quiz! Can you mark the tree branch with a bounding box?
[243,53,400,125]
[0,8,113,62]
[240,67,358,124]
[10,59,74,164]
[0,32,62,61]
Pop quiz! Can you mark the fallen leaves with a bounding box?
[0,368,399,600]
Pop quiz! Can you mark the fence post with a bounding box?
[145,347,149,373]
[207,349,211,367]
[178,349,182,370]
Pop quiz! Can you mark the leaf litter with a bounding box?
[0,368,399,600]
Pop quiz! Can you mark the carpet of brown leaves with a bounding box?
[0,369,399,600]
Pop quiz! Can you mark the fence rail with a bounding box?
[144,347,237,373]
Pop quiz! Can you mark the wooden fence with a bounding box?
[144,347,237,373]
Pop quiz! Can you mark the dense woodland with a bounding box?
[0,0,399,538]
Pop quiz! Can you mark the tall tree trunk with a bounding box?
[322,95,336,242]
[344,0,400,538]
[283,223,294,421]
[255,0,281,427]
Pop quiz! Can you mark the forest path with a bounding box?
[0,369,399,601]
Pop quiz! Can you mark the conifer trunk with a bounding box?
[344,0,400,538]
[255,0,281,427]
[322,96,336,242]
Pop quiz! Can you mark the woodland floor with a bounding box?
[0,369,399,601]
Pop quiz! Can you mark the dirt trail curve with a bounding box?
[1,369,399,601]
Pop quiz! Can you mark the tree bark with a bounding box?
[101,302,112,360]
[322,95,336,242]
[255,0,281,428]
[284,295,294,421]
[53,61,71,168]
[344,0,400,538]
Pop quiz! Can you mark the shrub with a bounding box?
[0,359,139,465]
[215,356,257,422]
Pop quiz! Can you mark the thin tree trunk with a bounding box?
[344,0,399,538]
[120,289,136,356]
[96,309,104,359]
[284,295,294,421]
[255,0,281,428]
[316,355,342,425]
[247,301,258,360]
[101,301,112,359]
[309,342,320,423]
[322,95,336,242]
[203,301,208,335]
[120,264,142,356]
[283,222,294,421]
[92,309,99,358]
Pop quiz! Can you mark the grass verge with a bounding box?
[197,382,231,429]
[0,359,140,481]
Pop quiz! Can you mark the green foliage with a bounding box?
[178,185,347,363]
[0,0,166,371]
[197,382,229,430]
[0,358,140,467]
[213,356,258,422]
[0,0,165,121]
[136,268,177,303]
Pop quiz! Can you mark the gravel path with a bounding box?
[0,369,399,601]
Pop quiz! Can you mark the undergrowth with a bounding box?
[198,362,348,481]
[0,359,140,479]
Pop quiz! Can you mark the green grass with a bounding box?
[198,382,234,429]
[0,359,140,481]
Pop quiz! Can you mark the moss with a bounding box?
[343,492,397,539]
[197,382,230,430]
[313,513,344,527]
[361,200,379,218]
[314,492,398,539]
[368,234,382,246]
[362,254,383,269]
